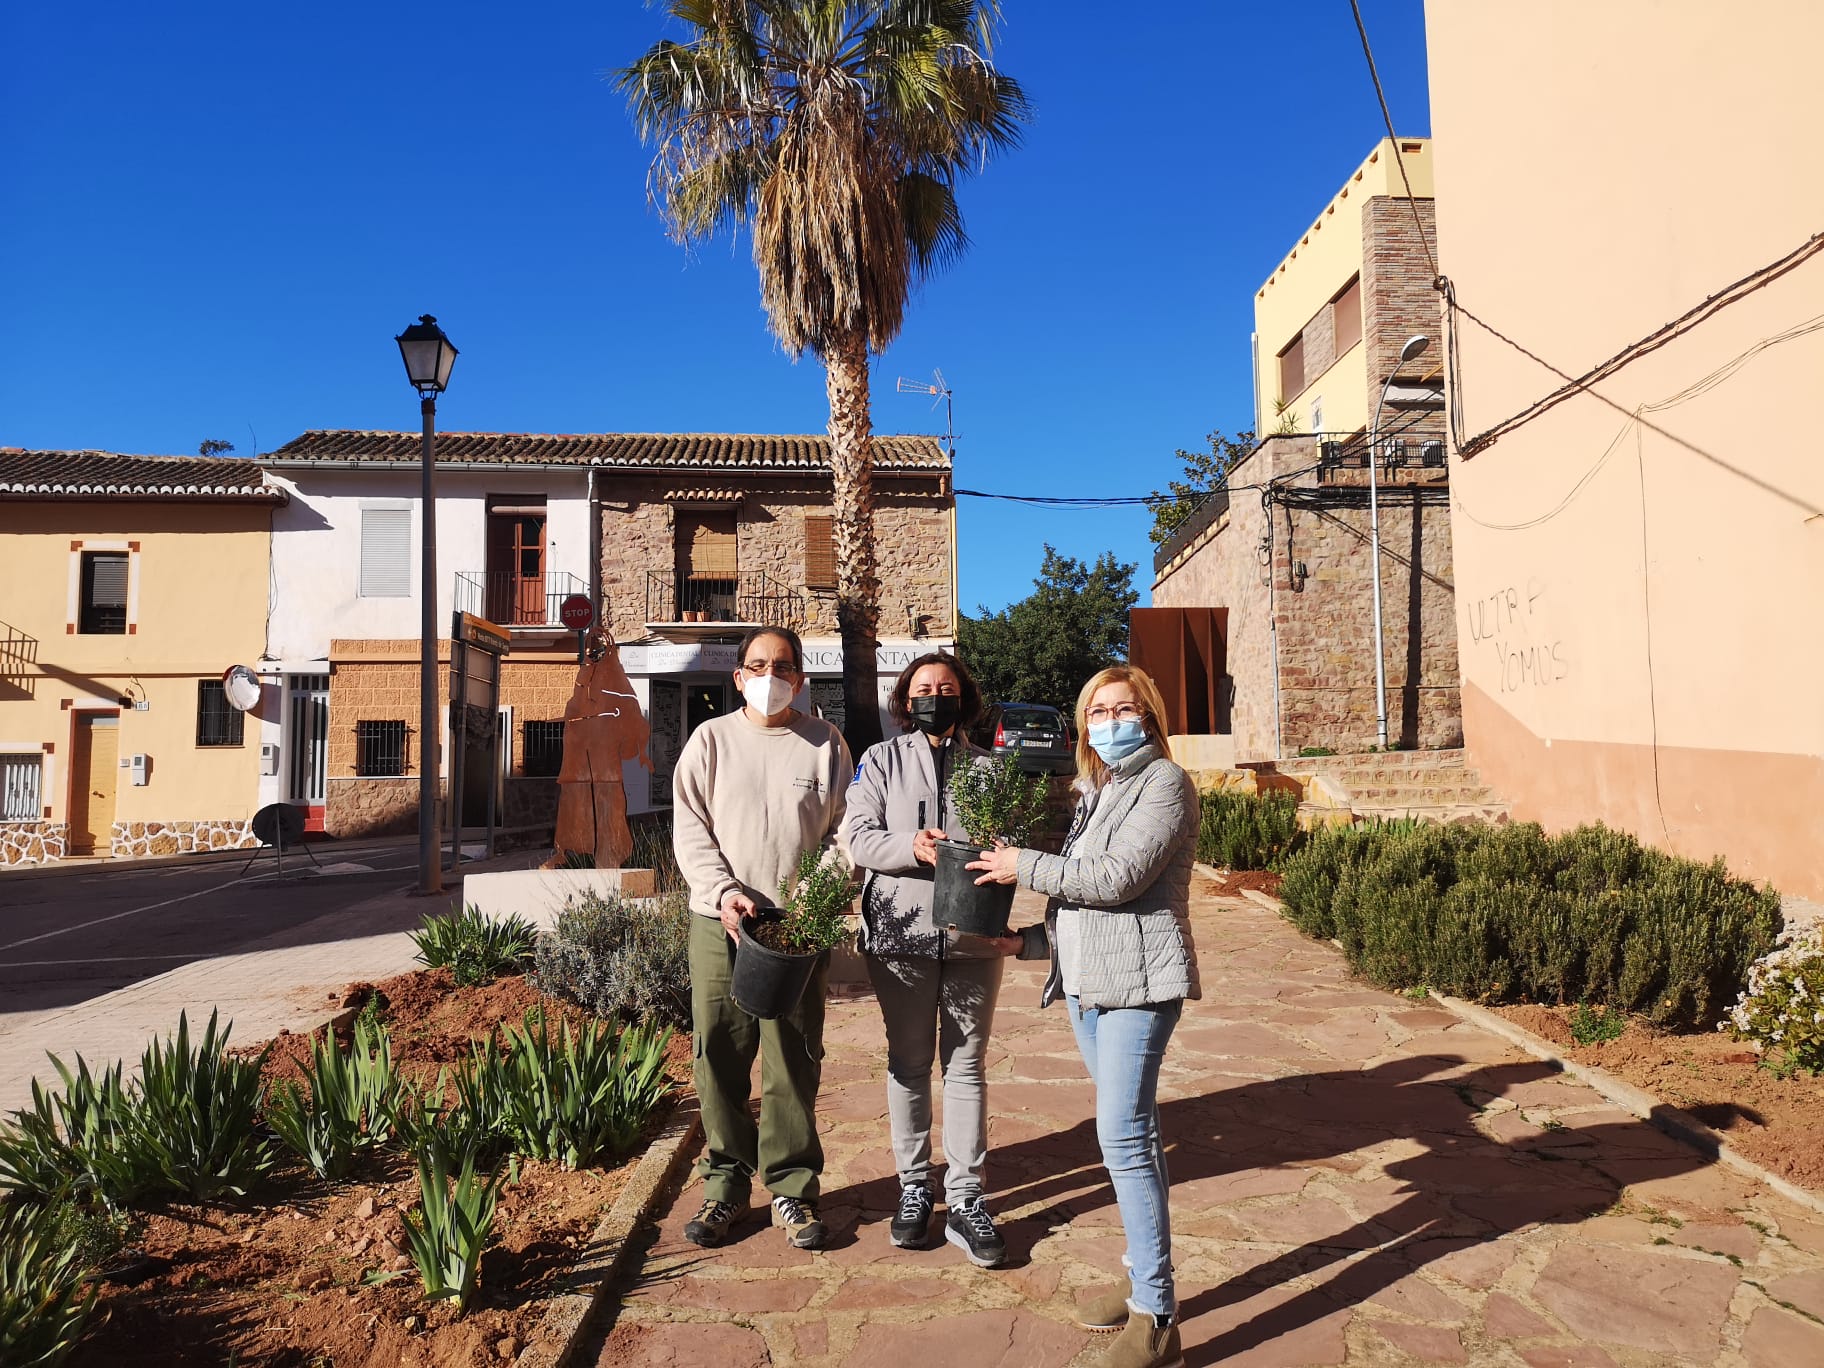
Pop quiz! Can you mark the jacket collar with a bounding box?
[1108,740,1164,779]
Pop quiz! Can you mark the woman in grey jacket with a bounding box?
[969,663,1198,1368]
[842,652,1014,1267]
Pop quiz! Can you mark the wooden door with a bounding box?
[512,516,546,624]
[69,713,120,854]
[484,509,547,625]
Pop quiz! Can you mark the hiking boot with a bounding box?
[771,1195,829,1250]
[943,1195,1007,1267]
[890,1182,935,1249]
[683,1197,742,1247]
[1076,1276,1133,1331]
[1091,1308,1183,1368]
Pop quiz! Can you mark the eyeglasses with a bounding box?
[1085,703,1145,725]
[744,661,798,678]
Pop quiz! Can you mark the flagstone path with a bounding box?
[588,876,1824,1367]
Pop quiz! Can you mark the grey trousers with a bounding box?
[864,952,1004,1203]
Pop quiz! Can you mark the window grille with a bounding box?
[522,720,565,777]
[355,720,409,777]
[196,680,245,747]
[79,552,129,634]
[0,754,42,821]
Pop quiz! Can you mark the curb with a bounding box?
[1212,876,1824,1220]
[514,1095,703,1368]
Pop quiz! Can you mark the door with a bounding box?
[486,506,547,625]
[686,679,729,737]
[286,675,330,828]
[69,713,120,855]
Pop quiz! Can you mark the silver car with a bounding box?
[975,702,1075,776]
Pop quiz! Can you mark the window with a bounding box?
[196,681,245,747]
[522,720,565,777]
[359,508,411,597]
[803,514,837,590]
[79,552,129,634]
[1277,333,1306,402]
[355,720,408,777]
[1,753,42,820]
[1332,274,1362,357]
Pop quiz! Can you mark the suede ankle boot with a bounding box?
[1075,1277,1133,1331]
[1091,1306,1183,1368]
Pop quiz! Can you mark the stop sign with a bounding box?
[559,594,594,631]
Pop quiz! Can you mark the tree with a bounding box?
[1148,427,1254,546]
[197,439,236,458]
[618,2,1030,754]
[958,546,1138,714]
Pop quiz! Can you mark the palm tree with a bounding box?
[618,0,1029,752]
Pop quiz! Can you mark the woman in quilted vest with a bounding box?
[969,663,1199,1368]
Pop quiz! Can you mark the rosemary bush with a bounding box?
[265,1016,405,1179]
[0,1202,97,1368]
[533,890,692,1030]
[947,754,1050,849]
[764,848,856,955]
[400,1133,503,1314]
[411,905,539,987]
[1196,788,1304,871]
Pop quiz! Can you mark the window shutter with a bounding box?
[1278,333,1306,401]
[804,515,837,589]
[360,509,411,597]
[681,512,737,579]
[86,554,128,607]
[1332,275,1362,356]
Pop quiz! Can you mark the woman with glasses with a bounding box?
[842,652,1014,1267]
[969,664,1198,1368]
[673,625,853,1252]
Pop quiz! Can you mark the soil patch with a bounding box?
[71,970,692,1368]
[1197,868,1284,899]
[1493,1003,1824,1193]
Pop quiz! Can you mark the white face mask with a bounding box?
[742,672,794,718]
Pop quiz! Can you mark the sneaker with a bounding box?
[1090,1308,1183,1368]
[683,1197,742,1247]
[943,1195,1007,1268]
[771,1195,829,1250]
[1076,1276,1133,1331]
[890,1182,935,1248]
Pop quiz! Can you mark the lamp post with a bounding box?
[1367,333,1429,752]
[396,314,458,896]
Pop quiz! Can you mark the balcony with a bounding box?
[454,570,587,629]
[646,570,805,631]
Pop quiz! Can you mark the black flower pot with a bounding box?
[731,914,823,1019]
[932,839,1017,938]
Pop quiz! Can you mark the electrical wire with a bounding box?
[1347,0,1436,278]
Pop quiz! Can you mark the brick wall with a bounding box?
[325,646,447,837]
[1362,195,1442,394]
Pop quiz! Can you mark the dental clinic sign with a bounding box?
[620,640,954,677]
[799,641,955,675]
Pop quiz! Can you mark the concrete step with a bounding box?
[1347,783,1495,804]
[1351,802,1512,826]
[1270,748,1468,775]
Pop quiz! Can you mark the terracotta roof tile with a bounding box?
[0,449,287,501]
[261,430,950,471]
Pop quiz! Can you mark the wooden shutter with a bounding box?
[1278,332,1306,400]
[804,514,837,589]
[359,509,411,597]
[679,512,737,579]
[1332,275,1362,356]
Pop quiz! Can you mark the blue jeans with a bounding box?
[1068,995,1181,1318]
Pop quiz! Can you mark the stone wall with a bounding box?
[326,777,429,838]
[0,821,67,867]
[1362,195,1442,395]
[110,820,258,859]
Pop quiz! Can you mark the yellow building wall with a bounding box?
[1253,138,1435,436]
[0,503,271,854]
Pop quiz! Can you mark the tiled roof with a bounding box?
[262,430,951,471]
[0,449,287,502]
[662,488,745,502]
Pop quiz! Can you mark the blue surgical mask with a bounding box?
[1088,718,1148,764]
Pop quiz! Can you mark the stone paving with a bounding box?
[592,875,1824,1367]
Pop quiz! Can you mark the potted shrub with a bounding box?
[934,754,1052,937]
[731,848,856,1018]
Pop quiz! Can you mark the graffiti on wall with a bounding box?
[1466,578,1570,694]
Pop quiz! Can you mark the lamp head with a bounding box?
[396,314,458,394]
[1399,334,1431,365]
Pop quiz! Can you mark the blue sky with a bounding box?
[0,2,1430,614]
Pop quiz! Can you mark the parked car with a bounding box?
[971,702,1075,776]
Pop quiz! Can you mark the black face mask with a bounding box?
[908,694,963,736]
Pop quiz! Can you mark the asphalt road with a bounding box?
[0,838,432,1018]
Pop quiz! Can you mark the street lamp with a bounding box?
[396,314,458,896]
[1367,333,1429,752]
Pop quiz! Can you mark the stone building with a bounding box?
[259,431,954,839]
[1149,138,1460,759]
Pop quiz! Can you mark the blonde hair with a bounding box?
[1072,664,1173,788]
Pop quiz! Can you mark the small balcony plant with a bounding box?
[934,755,1052,937]
[732,848,856,1018]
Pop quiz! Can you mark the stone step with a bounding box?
[1270,748,1468,775]
[1346,783,1495,804]
[1350,802,1512,826]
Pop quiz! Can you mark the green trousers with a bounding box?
[688,912,828,1204]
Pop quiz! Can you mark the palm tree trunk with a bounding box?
[824,328,884,756]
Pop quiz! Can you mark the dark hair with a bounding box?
[737,625,804,674]
[887,652,983,732]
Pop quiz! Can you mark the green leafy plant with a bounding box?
[1726,925,1824,1076]
[556,849,595,870]
[130,1010,274,1201]
[0,1202,98,1367]
[947,753,1051,850]
[1568,1001,1628,1046]
[1196,789,1304,871]
[1297,746,1337,758]
[399,1133,503,1314]
[627,816,686,893]
[533,889,692,1030]
[748,848,856,956]
[0,1058,157,1209]
[265,1017,406,1179]
[411,906,538,987]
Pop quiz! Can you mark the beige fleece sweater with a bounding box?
[671,708,853,920]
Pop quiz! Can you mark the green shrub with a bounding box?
[1569,1001,1627,1046]
[0,1058,158,1209]
[265,1017,405,1179]
[534,890,692,1030]
[765,848,857,955]
[948,754,1051,848]
[1196,789,1304,871]
[1726,925,1824,1075]
[130,1010,274,1201]
[0,1202,98,1368]
[1297,746,1337,757]
[412,905,538,987]
[628,815,686,893]
[1274,819,1781,1030]
[400,1133,502,1314]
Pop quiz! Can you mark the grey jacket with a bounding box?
[842,730,991,958]
[1015,743,1201,1009]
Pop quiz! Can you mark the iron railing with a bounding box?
[454,570,587,628]
[645,570,805,629]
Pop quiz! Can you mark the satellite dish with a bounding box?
[250,802,306,848]
[222,665,262,712]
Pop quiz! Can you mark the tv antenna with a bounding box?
[895,369,954,458]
